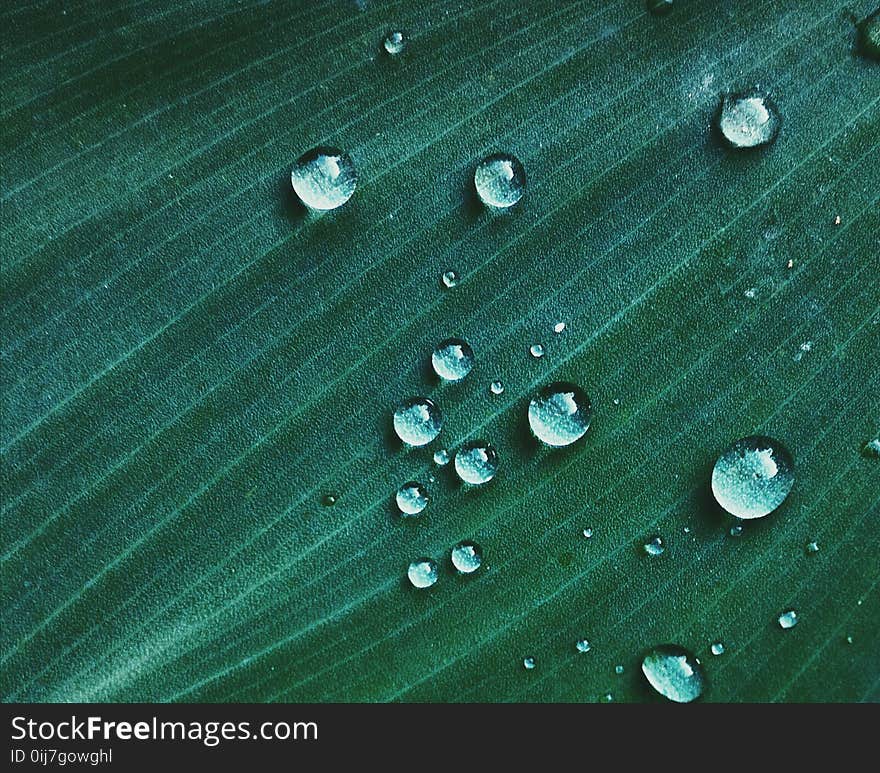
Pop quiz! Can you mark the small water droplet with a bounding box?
[393,397,443,447]
[861,438,880,458]
[454,441,499,484]
[527,381,592,447]
[553,321,566,334]
[710,641,726,656]
[683,526,691,534]
[431,337,474,382]
[451,541,483,573]
[433,448,450,466]
[383,29,406,55]
[396,481,428,515]
[291,146,357,210]
[646,0,673,15]
[744,287,757,299]
[729,524,743,537]
[529,343,545,359]
[845,635,854,644]
[600,692,614,703]
[614,664,625,675]
[793,340,813,362]
[441,270,459,288]
[641,644,705,703]
[857,10,880,60]
[806,540,819,554]
[407,558,438,589]
[474,153,526,209]
[778,609,798,629]
[716,90,780,149]
[576,639,592,653]
[833,214,842,226]
[489,380,504,395]
[523,656,536,670]
[643,535,665,556]
[612,397,620,406]
[582,527,593,539]
[711,435,794,519]
[322,494,337,506]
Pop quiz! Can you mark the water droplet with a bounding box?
[710,641,726,656]
[396,481,428,515]
[451,541,483,573]
[861,438,880,458]
[454,441,499,484]
[431,337,474,382]
[441,270,459,288]
[778,609,798,629]
[433,448,450,466]
[711,435,794,519]
[646,0,673,15]
[393,397,443,447]
[683,526,691,534]
[489,380,504,395]
[846,635,854,644]
[582,527,593,539]
[744,287,757,299]
[716,91,780,149]
[805,540,819,554]
[529,343,545,359]
[553,321,566,334]
[527,381,592,447]
[474,153,526,209]
[612,398,620,406]
[614,664,625,675]
[576,639,592,653]
[641,644,705,703]
[407,558,438,589]
[600,692,614,703]
[642,535,665,556]
[523,656,536,670]
[858,10,880,60]
[793,340,813,362]
[383,30,406,55]
[290,146,357,210]
[729,524,743,537]
[322,494,337,506]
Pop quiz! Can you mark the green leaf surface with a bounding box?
[2,0,879,703]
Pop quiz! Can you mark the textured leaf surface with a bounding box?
[2,0,879,702]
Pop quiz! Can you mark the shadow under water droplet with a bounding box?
[277,173,308,226]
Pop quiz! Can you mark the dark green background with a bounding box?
[1,0,878,702]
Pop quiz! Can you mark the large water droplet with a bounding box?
[291,146,357,210]
[576,639,592,653]
[407,558,438,588]
[642,535,665,556]
[451,541,483,573]
[474,153,526,209]
[528,381,592,447]
[711,435,794,519]
[454,441,499,484]
[393,397,443,446]
[858,10,880,60]
[778,609,798,629]
[431,337,475,382]
[646,0,673,15]
[641,644,705,703]
[716,91,780,149]
[396,481,428,515]
[383,30,406,55]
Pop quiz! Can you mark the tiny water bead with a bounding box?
[396,481,428,515]
[322,494,337,506]
[553,321,566,334]
[710,641,726,656]
[642,535,665,556]
[576,639,592,653]
[582,527,593,539]
[641,645,705,703]
[431,337,475,382]
[433,448,450,466]
[716,91,780,149]
[393,397,443,446]
[290,146,357,210]
[729,524,743,537]
[527,381,592,447]
[407,558,438,589]
[614,664,625,675]
[711,435,794,519]
[383,30,406,55]
[646,0,673,15]
[454,441,499,484]
[529,343,545,359]
[523,656,536,670]
[778,610,799,629]
[451,541,483,573]
[441,270,459,288]
[806,540,820,554]
[474,152,526,209]
[490,380,504,395]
